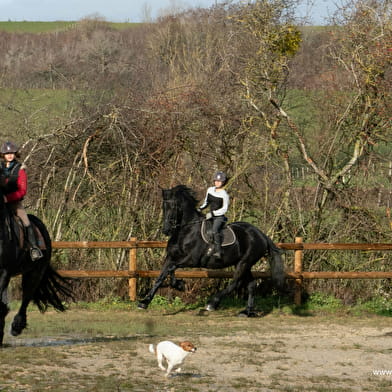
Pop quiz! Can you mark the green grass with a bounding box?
[13,291,388,318]
[0,21,139,33]
[0,89,77,143]
[0,21,77,33]
[0,88,108,140]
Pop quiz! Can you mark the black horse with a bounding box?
[138,185,285,316]
[0,187,72,346]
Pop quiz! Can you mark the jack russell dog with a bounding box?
[149,340,197,377]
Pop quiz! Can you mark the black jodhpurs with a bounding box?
[212,216,225,235]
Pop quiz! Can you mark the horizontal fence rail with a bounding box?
[52,238,392,305]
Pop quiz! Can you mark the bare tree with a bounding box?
[234,0,392,241]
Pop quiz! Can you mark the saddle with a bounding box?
[6,214,46,251]
[201,219,236,247]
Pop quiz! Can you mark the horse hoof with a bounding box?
[172,279,185,291]
[10,325,23,336]
[206,304,216,312]
[238,310,259,318]
[11,315,26,336]
[137,302,148,310]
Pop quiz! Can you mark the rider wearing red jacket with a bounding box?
[1,141,43,261]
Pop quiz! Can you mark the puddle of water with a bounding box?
[3,334,148,348]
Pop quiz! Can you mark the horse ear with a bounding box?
[158,184,168,191]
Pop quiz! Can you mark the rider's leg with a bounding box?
[15,202,43,261]
[212,216,224,258]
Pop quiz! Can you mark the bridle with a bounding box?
[163,198,203,232]
[163,199,179,231]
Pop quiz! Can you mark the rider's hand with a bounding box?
[206,212,213,220]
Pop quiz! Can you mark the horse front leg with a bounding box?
[138,258,177,309]
[206,279,241,311]
[169,270,185,291]
[206,262,250,312]
[11,271,41,337]
[11,300,28,337]
[0,270,10,346]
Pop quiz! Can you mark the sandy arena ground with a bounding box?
[1,310,391,391]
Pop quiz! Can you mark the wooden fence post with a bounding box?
[128,237,137,301]
[294,237,303,306]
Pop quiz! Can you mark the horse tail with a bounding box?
[28,214,73,313]
[33,266,73,312]
[267,237,285,291]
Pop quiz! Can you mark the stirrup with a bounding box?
[30,247,43,261]
[206,247,214,257]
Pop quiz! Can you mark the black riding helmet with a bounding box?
[213,171,227,183]
[1,141,19,154]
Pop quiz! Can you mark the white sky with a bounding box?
[0,0,339,25]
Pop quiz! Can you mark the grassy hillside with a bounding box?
[0,20,138,33]
[0,88,87,141]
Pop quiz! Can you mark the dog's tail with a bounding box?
[149,344,155,354]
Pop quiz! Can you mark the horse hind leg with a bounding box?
[0,301,10,346]
[238,277,258,317]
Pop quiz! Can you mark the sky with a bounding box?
[0,0,339,25]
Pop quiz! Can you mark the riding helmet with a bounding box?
[1,141,19,154]
[213,171,227,183]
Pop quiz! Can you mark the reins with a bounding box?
[163,199,203,231]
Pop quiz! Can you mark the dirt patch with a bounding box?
[0,310,391,391]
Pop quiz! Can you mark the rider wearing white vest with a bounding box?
[199,171,229,258]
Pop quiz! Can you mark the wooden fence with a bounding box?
[53,238,392,305]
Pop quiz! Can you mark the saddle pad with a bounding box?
[13,217,47,250]
[201,220,236,247]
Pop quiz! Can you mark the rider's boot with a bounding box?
[212,233,223,259]
[26,225,43,261]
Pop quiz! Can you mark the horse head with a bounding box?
[161,185,199,236]
[162,188,178,236]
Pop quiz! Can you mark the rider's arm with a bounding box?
[199,187,212,210]
[5,168,27,203]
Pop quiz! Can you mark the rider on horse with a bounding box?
[0,141,43,261]
[198,171,229,259]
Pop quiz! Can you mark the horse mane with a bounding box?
[172,185,199,208]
